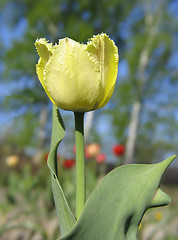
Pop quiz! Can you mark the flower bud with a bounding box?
[35,34,119,112]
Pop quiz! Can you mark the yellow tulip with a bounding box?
[35,33,119,112]
[6,155,19,167]
[154,211,163,221]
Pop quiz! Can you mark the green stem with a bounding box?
[74,112,86,219]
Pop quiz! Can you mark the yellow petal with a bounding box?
[87,33,119,109]
[44,38,101,112]
[35,38,56,105]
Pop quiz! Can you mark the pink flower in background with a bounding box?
[73,145,76,155]
[85,143,101,159]
[63,159,75,169]
[96,153,106,163]
[73,143,100,159]
[112,144,125,156]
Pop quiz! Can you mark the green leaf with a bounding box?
[59,155,176,240]
[47,105,76,236]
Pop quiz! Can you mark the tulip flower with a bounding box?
[35,33,118,218]
[73,145,76,155]
[44,153,49,163]
[85,143,101,158]
[6,155,19,167]
[35,33,119,112]
[73,144,92,159]
[96,153,106,163]
[154,211,163,221]
[45,152,60,163]
[112,144,125,156]
[63,159,75,169]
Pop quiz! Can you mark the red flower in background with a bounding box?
[85,143,101,159]
[44,152,60,163]
[96,153,106,163]
[45,153,49,163]
[112,144,125,156]
[63,159,75,169]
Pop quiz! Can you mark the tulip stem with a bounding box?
[74,112,86,219]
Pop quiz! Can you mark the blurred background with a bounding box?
[0,0,178,239]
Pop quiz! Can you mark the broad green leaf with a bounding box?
[59,155,176,240]
[47,105,76,236]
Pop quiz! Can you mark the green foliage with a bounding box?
[59,156,175,240]
[7,165,42,200]
[7,112,38,150]
[164,237,178,240]
[0,2,177,237]
[47,106,76,236]
[46,106,176,239]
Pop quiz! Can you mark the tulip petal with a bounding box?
[35,34,119,112]
[44,38,101,112]
[35,38,56,104]
[87,34,119,109]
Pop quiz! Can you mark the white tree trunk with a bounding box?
[124,100,141,164]
[124,3,164,164]
[84,111,94,142]
[33,103,48,164]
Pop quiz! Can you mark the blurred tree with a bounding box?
[0,0,177,164]
[1,0,132,162]
[110,0,178,163]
